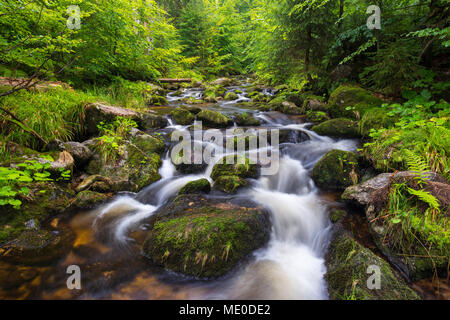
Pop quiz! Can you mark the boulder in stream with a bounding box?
[325,222,421,300]
[197,110,232,128]
[342,171,450,281]
[311,118,360,138]
[171,107,195,125]
[312,150,360,191]
[142,194,271,278]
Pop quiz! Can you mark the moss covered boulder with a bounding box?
[138,113,168,130]
[306,110,330,123]
[343,172,450,281]
[171,107,195,125]
[86,132,163,192]
[325,223,420,300]
[179,179,211,195]
[214,175,249,193]
[234,113,261,126]
[312,150,360,191]
[224,92,239,101]
[278,101,304,115]
[327,85,383,119]
[71,190,112,210]
[197,110,232,128]
[142,195,271,278]
[147,95,168,106]
[359,108,397,137]
[211,155,260,181]
[311,118,360,138]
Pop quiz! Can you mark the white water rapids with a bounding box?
[91,87,358,300]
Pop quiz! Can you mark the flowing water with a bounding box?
[0,83,362,300]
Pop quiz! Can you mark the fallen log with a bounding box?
[158,78,192,83]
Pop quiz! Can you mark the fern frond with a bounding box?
[407,188,441,212]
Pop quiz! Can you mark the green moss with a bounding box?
[224,92,238,101]
[171,107,195,125]
[312,150,360,191]
[197,110,232,128]
[72,190,110,210]
[325,231,420,300]
[211,155,259,181]
[306,110,330,123]
[143,201,270,278]
[327,85,383,119]
[311,118,360,138]
[179,179,211,195]
[234,113,261,126]
[359,108,398,137]
[329,209,347,223]
[214,175,248,193]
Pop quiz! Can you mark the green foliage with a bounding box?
[0,87,95,149]
[0,0,185,84]
[0,157,70,210]
[95,116,138,164]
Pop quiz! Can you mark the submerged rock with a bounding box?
[142,195,271,278]
[311,118,360,138]
[312,150,360,191]
[0,228,74,265]
[325,223,420,300]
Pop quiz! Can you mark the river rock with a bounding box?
[325,222,420,300]
[359,108,397,137]
[179,179,211,195]
[327,85,383,119]
[312,150,360,191]
[84,103,141,136]
[142,194,271,278]
[311,118,360,138]
[85,132,164,192]
[211,77,233,87]
[279,101,304,115]
[342,172,450,281]
[71,190,112,210]
[197,110,232,128]
[224,92,238,101]
[233,113,261,126]
[171,107,195,125]
[138,113,168,130]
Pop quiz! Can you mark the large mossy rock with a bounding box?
[311,118,360,138]
[0,228,74,265]
[71,190,112,211]
[171,107,195,125]
[211,156,260,193]
[197,110,232,128]
[224,92,238,101]
[85,131,164,192]
[84,103,141,136]
[359,108,397,137]
[142,195,271,278]
[327,85,383,119]
[0,182,74,244]
[342,172,450,281]
[278,101,304,115]
[312,150,360,191]
[325,223,420,300]
[179,179,211,195]
[234,113,261,127]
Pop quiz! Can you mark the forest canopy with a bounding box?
[0,0,448,95]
